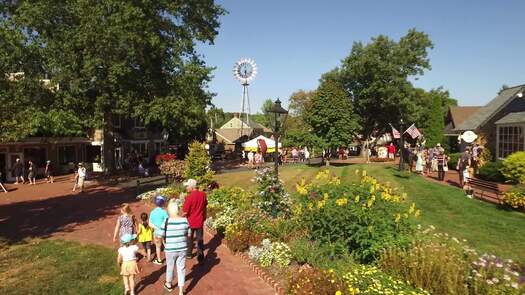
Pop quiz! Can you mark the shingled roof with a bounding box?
[449,106,482,128]
[455,84,525,131]
[494,112,525,125]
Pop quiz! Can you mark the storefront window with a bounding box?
[86,146,102,163]
[25,147,47,166]
[498,126,524,158]
[58,146,76,165]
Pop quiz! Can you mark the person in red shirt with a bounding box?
[387,143,396,159]
[182,178,207,263]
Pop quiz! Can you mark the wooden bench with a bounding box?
[466,177,504,204]
[136,175,169,196]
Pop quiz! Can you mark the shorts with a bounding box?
[154,228,165,238]
[120,260,139,276]
[141,241,152,249]
[77,177,85,187]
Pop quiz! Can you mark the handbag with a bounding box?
[443,163,449,172]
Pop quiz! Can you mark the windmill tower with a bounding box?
[233,58,258,137]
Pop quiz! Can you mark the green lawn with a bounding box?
[0,239,122,295]
[215,164,525,263]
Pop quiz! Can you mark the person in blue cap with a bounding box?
[149,195,168,265]
[117,233,140,295]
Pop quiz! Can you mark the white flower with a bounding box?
[486,280,494,285]
[495,263,503,268]
[503,274,511,281]
[511,282,518,289]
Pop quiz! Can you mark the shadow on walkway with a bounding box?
[0,186,137,243]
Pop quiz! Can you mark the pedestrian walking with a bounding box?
[182,178,207,263]
[149,196,168,265]
[117,233,140,295]
[436,151,447,181]
[0,172,7,193]
[27,160,36,185]
[137,212,153,261]
[12,158,24,184]
[72,163,87,192]
[163,199,189,294]
[45,160,54,183]
[457,149,471,187]
[113,203,137,245]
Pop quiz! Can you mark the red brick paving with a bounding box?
[0,177,275,295]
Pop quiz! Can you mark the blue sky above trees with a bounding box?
[198,0,525,112]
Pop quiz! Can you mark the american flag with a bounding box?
[390,124,401,139]
[404,123,422,139]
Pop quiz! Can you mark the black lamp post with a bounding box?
[161,129,169,153]
[269,98,288,178]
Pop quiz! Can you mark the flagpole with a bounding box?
[399,120,405,171]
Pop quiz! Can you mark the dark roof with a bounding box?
[494,112,525,125]
[241,119,272,133]
[448,106,482,128]
[215,128,253,144]
[455,84,525,131]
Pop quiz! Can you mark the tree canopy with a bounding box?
[303,77,359,148]
[336,29,434,140]
[0,0,225,142]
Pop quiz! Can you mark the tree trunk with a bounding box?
[102,113,115,174]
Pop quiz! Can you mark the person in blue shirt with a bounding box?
[149,196,168,265]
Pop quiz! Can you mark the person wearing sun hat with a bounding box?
[73,162,87,192]
[149,195,168,265]
[182,178,207,263]
[117,233,140,295]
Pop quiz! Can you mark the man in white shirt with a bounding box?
[73,163,87,192]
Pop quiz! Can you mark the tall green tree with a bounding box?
[335,29,434,144]
[0,1,225,167]
[304,78,359,149]
[250,98,274,127]
[424,94,445,147]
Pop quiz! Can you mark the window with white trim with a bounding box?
[498,126,524,158]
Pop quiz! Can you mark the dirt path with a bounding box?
[0,177,275,295]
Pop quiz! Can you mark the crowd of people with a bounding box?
[0,158,88,193]
[401,143,484,197]
[113,178,208,295]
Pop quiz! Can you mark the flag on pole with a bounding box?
[390,124,401,139]
[404,123,422,139]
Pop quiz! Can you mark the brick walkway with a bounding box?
[0,177,275,295]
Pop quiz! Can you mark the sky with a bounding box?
[197,0,525,113]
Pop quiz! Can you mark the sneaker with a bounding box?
[164,282,173,292]
[153,259,163,265]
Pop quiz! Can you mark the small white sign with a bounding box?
[461,130,478,143]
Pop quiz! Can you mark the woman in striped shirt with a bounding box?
[164,200,189,294]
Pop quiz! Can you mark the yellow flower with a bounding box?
[408,202,416,214]
[317,200,326,208]
[336,198,348,206]
[414,209,421,217]
[395,213,401,223]
[335,291,342,295]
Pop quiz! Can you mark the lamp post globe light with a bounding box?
[161,129,169,153]
[269,98,288,178]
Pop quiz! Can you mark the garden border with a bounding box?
[204,226,286,295]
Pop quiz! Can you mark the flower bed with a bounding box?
[207,168,525,294]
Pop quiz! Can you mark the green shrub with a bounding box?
[448,152,461,170]
[297,169,418,263]
[477,161,505,182]
[184,141,215,188]
[288,238,354,271]
[380,226,525,295]
[501,152,525,184]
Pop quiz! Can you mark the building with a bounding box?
[0,117,166,182]
[448,84,525,159]
[211,115,272,152]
